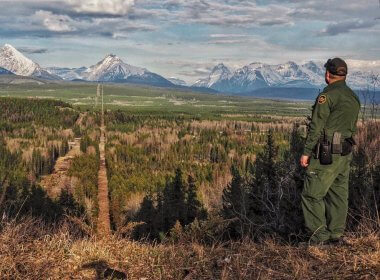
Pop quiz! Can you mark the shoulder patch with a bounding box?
[318,94,327,104]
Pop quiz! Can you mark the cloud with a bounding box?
[35,10,76,32]
[177,68,213,77]
[67,0,135,16]
[346,59,380,73]
[18,47,48,54]
[158,59,215,77]
[210,34,251,38]
[208,34,254,45]
[319,19,377,36]
[159,0,293,27]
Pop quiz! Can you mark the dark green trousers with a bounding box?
[302,153,352,242]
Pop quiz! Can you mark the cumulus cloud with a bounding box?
[35,10,76,32]
[67,0,135,16]
[319,19,377,36]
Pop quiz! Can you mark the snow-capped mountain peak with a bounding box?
[168,77,187,86]
[0,44,38,76]
[0,44,61,80]
[192,60,372,93]
[212,63,229,71]
[84,53,147,81]
[100,54,123,66]
[193,63,232,88]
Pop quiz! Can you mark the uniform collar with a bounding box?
[325,79,346,91]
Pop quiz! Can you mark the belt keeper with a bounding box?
[332,132,342,154]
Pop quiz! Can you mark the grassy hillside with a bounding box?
[0,217,378,279]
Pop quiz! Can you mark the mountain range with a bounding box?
[193,61,372,93]
[48,54,174,87]
[0,44,175,87]
[0,43,376,98]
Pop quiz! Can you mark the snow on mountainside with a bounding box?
[168,77,187,86]
[49,54,174,87]
[193,61,373,93]
[0,44,37,76]
[346,71,373,89]
[0,67,14,75]
[83,54,146,81]
[0,44,60,80]
[77,54,172,87]
[193,63,231,88]
[46,67,88,80]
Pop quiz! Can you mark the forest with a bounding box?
[0,96,378,279]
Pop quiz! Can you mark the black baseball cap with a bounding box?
[324,58,347,76]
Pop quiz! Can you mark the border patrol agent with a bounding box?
[300,58,360,245]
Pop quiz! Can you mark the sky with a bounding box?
[0,0,380,84]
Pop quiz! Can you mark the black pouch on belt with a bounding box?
[319,130,332,165]
[341,137,355,156]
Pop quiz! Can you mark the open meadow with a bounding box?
[0,82,312,118]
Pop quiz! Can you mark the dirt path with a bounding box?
[97,120,111,238]
[39,138,81,198]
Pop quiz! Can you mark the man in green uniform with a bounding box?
[300,58,360,245]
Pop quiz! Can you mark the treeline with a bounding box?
[30,141,69,179]
[348,121,380,228]
[106,114,294,228]
[130,127,304,242]
[131,123,379,242]
[0,137,82,222]
[218,123,379,240]
[0,97,78,130]
[132,169,207,240]
[221,128,304,240]
[0,98,84,222]
[67,135,100,224]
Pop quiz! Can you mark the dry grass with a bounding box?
[0,217,378,280]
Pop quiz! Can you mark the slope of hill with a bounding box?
[0,217,378,279]
[0,74,46,85]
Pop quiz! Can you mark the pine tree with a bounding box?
[57,189,85,217]
[185,175,206,224]
[222,166,248,238]
[162,168,187,232]
[133,195,157,239]
[247,129,280,235]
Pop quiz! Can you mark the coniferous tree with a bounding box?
[222,166,248,238]
[58,189,85,217]
[162,168,186,231]
[155,191,165,235]
[276,124,304,237]
[185,175,206,224]
[247,129,279,234]
[348,123,380,229]
[133,195,157,239]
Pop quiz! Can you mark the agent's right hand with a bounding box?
[300,155,310,168]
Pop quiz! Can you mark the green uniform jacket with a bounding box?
[304,80,361,156]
